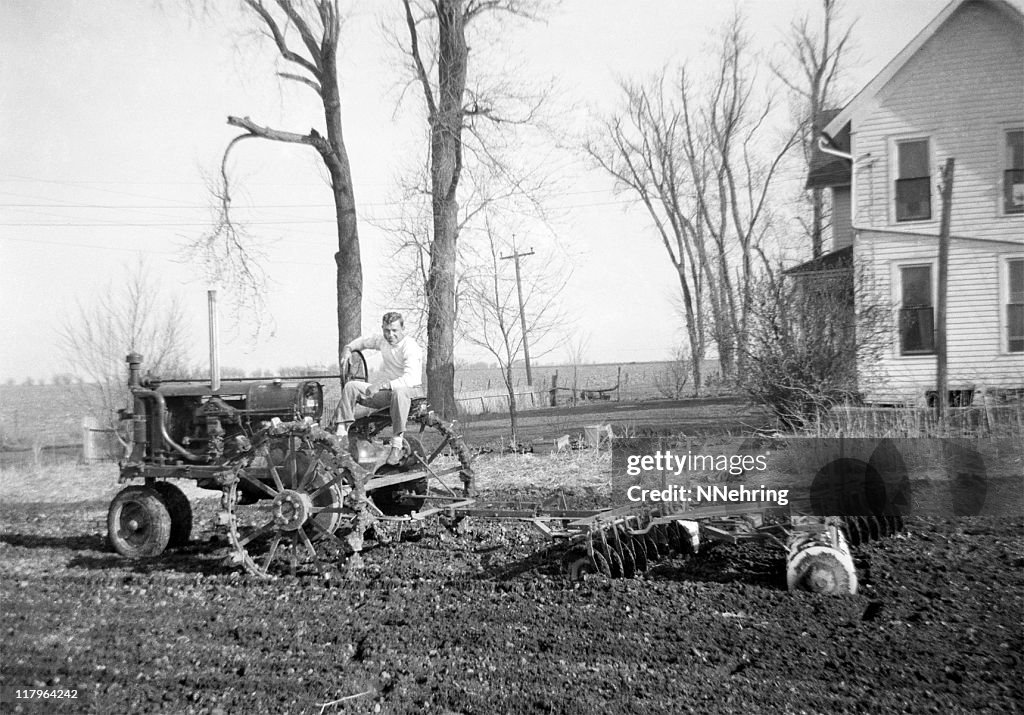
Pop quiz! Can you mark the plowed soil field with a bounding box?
[2,456,1022,714]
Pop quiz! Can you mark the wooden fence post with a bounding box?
[81,415,97,462]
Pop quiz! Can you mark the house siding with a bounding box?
[831,187,853,251]
[856,231,1024,403]
[849,1,1024,240]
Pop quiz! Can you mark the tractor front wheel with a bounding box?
[152,481,193,548]
[108,485,172,558]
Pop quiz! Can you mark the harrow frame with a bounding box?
[445,494,891,595]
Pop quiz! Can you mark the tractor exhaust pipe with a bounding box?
[208,289,221,391]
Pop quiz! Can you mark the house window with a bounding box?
[1004,129,1024,215]
[899,265,934,354]
[1008,259,1024,352]
[895,138,931,221]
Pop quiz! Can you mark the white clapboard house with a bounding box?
[796,0,1024,405]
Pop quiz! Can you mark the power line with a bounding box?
[0,235,331,266]
[0,195,641,228]
[0,219,339,227]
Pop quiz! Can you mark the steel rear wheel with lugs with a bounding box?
[224,428,352,578]
[107,485,172,558]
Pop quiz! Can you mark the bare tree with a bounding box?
[395,0,550,418]
[586,73,707,394]
[773,0,854,258]
[588,12,798,384]
[679,16,800,377]
[653,345,692,400]
[460,219,566,444]
[742,259,890,430]
[57,261,193,430]
[566,333,590,407]
[189,0,362,362]
[374,155,549,347]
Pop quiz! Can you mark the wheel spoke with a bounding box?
[297,529,325,575]
[309,473,344,501]
[286,437,300,488]
[260,534,283,573]
[237,519,278,548]
[308,519,346,544]
[240,472,279,500]
[267,464,286,492]
[298,447,326,491]
[311,506,348,514]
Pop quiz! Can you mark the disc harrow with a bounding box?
[840,514,903,546]
[461,494,901,595]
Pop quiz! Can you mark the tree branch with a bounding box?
[402,0,438,117]
[241,0,321,79]
[276,0,327,67]
[278,72,322,94]
[227,115,331,155]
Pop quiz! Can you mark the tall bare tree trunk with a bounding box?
[321,46,363,356]
[424,0,467,419]
[811,188,824,257]
[195,1,364,369]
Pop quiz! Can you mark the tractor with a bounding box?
[107,352,474,577]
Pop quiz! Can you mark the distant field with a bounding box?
[0,384,96,450]
[452,360,723,403]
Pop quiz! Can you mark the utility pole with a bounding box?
[936,158,954,421]
[501,241,536,385]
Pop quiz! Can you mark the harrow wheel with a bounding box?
[628,532,649,572]
[652,524,672,556]
[562,544,612,580]
[562,546,595,580]
[600,541,624,578]
[642,534,660,563]
[840,514,903,546]
[612,527,637,578]
[224,430,354,579]
[786,527,858,595]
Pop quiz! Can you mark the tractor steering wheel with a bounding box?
[343,349,369,385]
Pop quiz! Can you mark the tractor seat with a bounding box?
[356,396,430,419]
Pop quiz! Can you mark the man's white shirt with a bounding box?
[346,335,423,389]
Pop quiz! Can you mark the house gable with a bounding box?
[837,0,1024,239]
[824,0,1024,139]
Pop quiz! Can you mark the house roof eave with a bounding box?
[783,245,855,275]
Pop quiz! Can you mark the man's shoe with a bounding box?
[386,437,404,465]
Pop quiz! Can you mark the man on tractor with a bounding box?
[334,311,424,465]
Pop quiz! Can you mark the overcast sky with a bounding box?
[1,0,1004,382]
